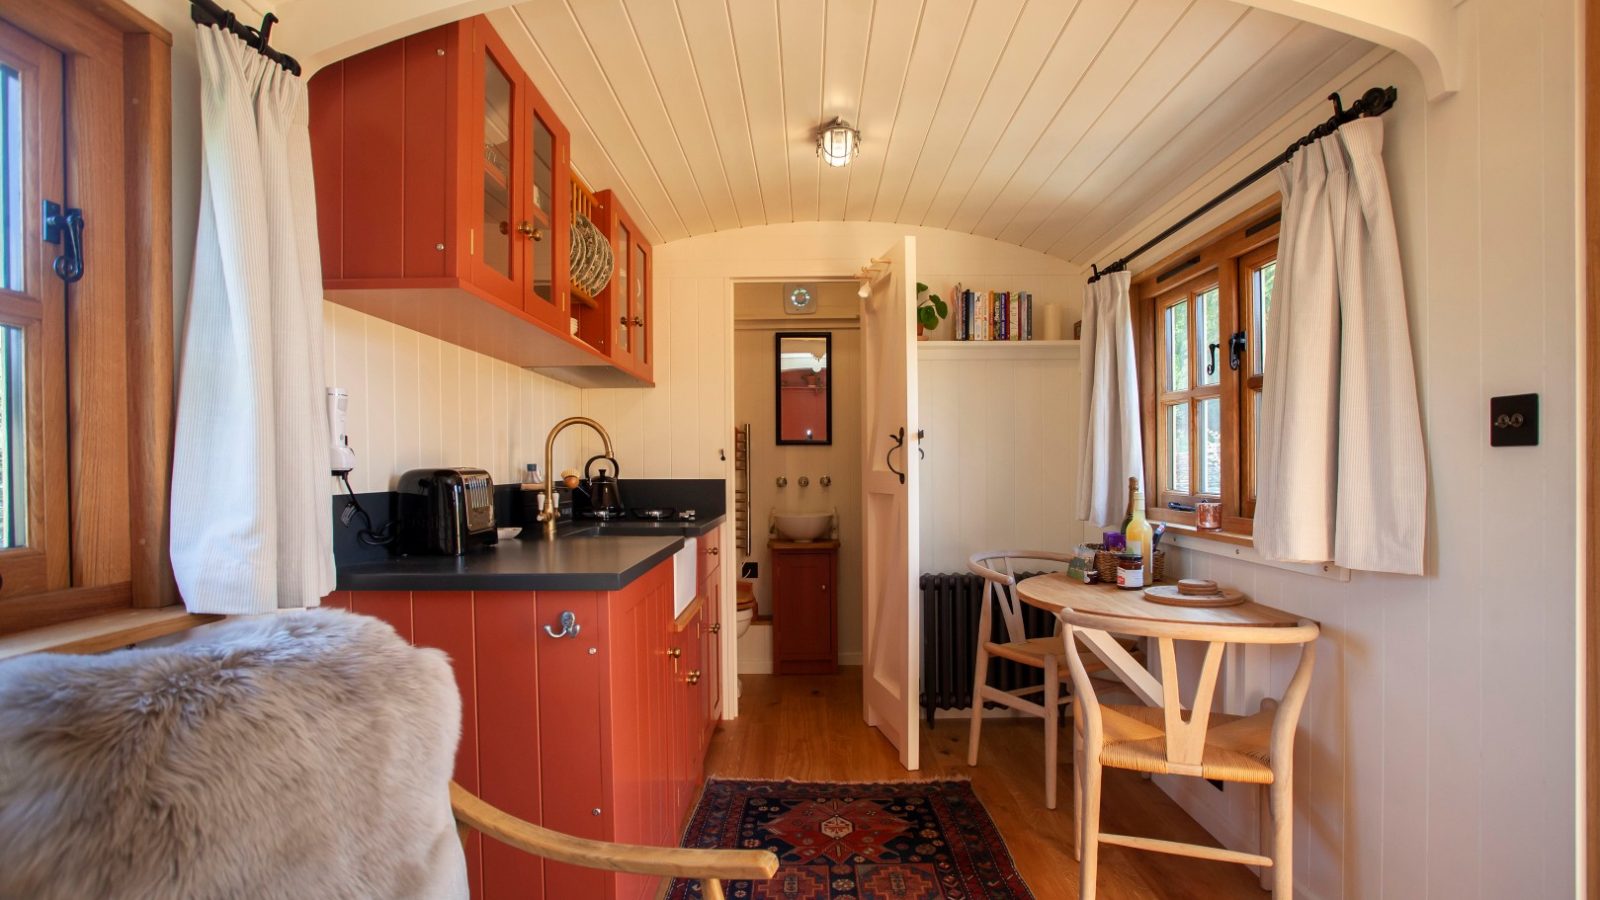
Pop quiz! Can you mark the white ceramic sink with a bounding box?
[772,511,832,542]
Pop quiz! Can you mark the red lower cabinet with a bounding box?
[340,556,712,900]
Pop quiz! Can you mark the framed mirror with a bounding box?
[775,332,832,445]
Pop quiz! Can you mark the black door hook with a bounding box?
[43,201,85,284]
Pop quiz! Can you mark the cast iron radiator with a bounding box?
[919,571,1058,727]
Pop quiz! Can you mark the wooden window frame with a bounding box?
[0,0,175,636]
[1133,197,1280,540]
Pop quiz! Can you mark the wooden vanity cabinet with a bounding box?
[325,554,715,900]
[770,540,839,675]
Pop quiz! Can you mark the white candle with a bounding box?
[1042,303,1064,341]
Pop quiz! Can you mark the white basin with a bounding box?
[773,511,832,542]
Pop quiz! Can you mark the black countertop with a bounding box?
[335,514,725,592]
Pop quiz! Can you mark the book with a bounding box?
[1009,292,1020,341]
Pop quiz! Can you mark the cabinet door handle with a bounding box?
[632,316,644,327]
[708,547,719,556]
[686,670,701,685]
[619,316,630,326]
[667,647,682,659]
[516,221,544,241]
[709,622,721,634]
[543,610,581,639]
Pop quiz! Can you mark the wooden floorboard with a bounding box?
[705,667,1268,899]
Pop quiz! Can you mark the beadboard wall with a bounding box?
[917,341,1081,575]
[1080,16,1581,897]
[322,302,585,494]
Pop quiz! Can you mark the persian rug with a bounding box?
[668,778,1034,900]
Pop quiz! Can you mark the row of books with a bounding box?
[951,286,1036,341]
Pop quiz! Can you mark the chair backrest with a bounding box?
[968,551,1074,644]
[1060,609,1319,777]
[0,610,470,900]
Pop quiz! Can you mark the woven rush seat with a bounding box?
[1093,704,1274,784]
[985,636,1121,677]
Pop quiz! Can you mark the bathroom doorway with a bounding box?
[729,281,864,682]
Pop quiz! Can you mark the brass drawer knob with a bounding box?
[686,670,701,685]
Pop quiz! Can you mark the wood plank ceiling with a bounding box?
[493,0,1370,262]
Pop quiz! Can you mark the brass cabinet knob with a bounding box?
[667,647,682,659]
[516,221,544,241]
[619,316,630,325]
[686,670,701,685]
[709,547,719,556]
[709,622,721,634]
[632,316,644,327]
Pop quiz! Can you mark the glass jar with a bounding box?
[1115,552,1145,590]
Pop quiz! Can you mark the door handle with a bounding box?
[543,610,581,639]
[516,221,544,241]
[709,622,721,634]
[686,670,701,685]
[886,427,907,485]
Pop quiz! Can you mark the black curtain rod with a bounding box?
[189,0,302,77]
[1086,85,1398,284]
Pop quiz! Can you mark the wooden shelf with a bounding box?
[918,339,1080,361]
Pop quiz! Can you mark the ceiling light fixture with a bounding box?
[816,117,861,168]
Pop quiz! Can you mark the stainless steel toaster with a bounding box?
[396,467,497,555]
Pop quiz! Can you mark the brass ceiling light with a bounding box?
[815,117,861,168]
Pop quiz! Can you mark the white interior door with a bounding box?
[860,237,920,770]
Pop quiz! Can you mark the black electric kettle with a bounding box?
[583,454,625,518]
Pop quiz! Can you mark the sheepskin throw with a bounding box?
[0,610,469,900]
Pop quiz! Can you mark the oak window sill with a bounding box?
[0,607,222,662]
[1162,525,1351,582]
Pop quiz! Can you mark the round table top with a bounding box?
[1016,573,1304,629]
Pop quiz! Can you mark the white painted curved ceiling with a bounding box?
[488,0,1370,261]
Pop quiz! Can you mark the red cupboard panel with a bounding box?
[413,592,483,898]
[306,63,343,279]
[473,592,544,900]
[534,592,608,899]
[339,38,407,279]
[401,28,453,279]
[350,591,413,642]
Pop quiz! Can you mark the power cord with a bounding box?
[337,472,397,546]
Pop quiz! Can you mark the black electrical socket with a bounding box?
[1490,393,1538,447]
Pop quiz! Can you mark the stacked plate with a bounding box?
[568,213,614,298]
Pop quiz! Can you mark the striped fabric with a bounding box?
[1255,117,1426,575]
[170,25,334,613]
[1076,270,1144,527]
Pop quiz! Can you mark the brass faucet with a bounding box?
[539,416,615,540]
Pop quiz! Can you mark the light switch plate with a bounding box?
[1490,393,1538,447]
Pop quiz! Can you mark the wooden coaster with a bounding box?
[1143,583,1246,608]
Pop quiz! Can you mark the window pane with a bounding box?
[1165,300,1189,391]
[1199,396,1221,495]
[1168,402,1190,494]
[1,66,20,292]
[1253,260,1275,373]
[0,325,24,547]
[482,57,513,280]
[1197,287,1220,386]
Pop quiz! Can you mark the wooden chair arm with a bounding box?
[448,782,779,883]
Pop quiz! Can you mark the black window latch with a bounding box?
[43,200,85,284]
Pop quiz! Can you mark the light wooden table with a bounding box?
[1014,573,1302,708]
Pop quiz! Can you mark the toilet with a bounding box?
[735,581,758,696]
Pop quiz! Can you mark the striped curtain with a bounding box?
[170,25,333,613]
[1254,117,1425,575]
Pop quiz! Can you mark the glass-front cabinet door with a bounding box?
[521,83,569,330]
[631,237,650,377]
[614,219,631,358]
[470,24,520,308]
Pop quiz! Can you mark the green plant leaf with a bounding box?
[918,306,939,331]
[916,282,928,295]
[931,295,948,318]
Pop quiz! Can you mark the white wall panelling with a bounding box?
[1079,5,1580,894]
[917,341,1080,574]
[323,303,585,494]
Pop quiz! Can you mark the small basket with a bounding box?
[1090,544,1165,583]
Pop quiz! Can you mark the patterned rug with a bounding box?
[668,779,1034,900]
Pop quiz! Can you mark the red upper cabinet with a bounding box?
[596,190,654,384]
[309,17,650,387]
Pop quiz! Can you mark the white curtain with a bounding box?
[1255,118,1425,575]
[171,26,334,613]
[1076,271,1144,526]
